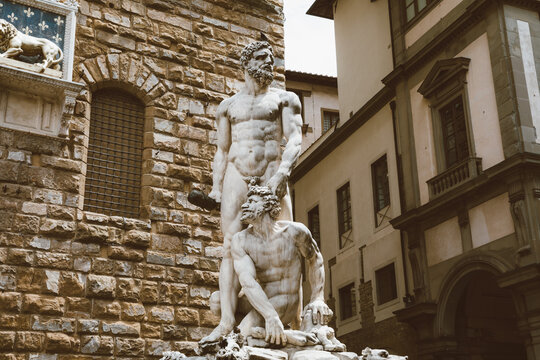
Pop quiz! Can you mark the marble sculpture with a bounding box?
[175,40,407,360]
[0,19,63,72]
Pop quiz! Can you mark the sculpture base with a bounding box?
[158,332,407,360]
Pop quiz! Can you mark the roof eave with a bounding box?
[306,0,334,20]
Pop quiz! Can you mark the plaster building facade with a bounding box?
[299,0,540,359]
[285,70,339,152]
[0,0,285,358]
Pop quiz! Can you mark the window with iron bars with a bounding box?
[84,89,144,218]
[337,182,352,249]
[371,155,390,227]
[308,205,321,248]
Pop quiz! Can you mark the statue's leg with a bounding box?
[2,47,23,58]
[200,167,246,344]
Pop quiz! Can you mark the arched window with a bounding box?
[84,89,144,218]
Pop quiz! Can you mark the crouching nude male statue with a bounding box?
[200,39,303,343]
[227,183,339,347]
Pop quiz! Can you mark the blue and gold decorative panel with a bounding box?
[0,0,66,67]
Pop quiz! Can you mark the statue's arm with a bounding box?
[296,226,325,302]
[208,99,231,203]
[267,92,302,198]
[295,224,333,324]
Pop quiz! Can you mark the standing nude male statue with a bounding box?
[230,184,334,346]
[200,40,303,343]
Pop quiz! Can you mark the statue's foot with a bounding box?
[199,323,233,345]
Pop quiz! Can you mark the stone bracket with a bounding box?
[0,64,84,138]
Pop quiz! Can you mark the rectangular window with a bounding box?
[337,183,352,249]
[339,283,356,320]
[371,155,390,227]
[308,206,321,248]
[405,0,434,22]
[322,110,339,132]
[375,263,398,305]
[440,96,469,168]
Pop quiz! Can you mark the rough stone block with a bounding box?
[159,282,188,305]
[78,319,99,334]
[92,300,121,319]
[124,230,151,247]
[22,294,65,315]
[115,338,145,356]
[76,223,109,242]
[45,333,78,352]
[146,339,172,356]
[0,331,15,350]
[116,278,141,301]
[175,307,199,325]
[102,321,140,336]
[87,275,116,298]
[121,302,146,321]
[81,335,114,355]
[31,316,75,333]
[0,292,21,312]
[14,332,44,351]
[148,305,174,323]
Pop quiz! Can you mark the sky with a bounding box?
[284,0,337,76]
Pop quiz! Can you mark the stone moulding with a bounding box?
[0,63,84,137]
[2,0,78,81]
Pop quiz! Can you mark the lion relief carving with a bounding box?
[0,19,63,72]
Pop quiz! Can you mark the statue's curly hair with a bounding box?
[246,184,281,219]
[239,41,273,69]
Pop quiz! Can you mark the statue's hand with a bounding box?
[208,189,222,203]
[304,299,333,325]
[267,172,288,199]
[265,315,287,345]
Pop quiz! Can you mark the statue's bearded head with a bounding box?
[240,41,274,87]
[240,184,281,224]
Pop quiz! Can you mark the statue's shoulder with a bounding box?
[217,95,236,114]
[278,220,309,236]
[274,88,301,109]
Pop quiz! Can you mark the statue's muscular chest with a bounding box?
[228,93,282,125]
[244,231,298,271]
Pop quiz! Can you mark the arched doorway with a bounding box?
[443,270,526,359]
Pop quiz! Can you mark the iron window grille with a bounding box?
[308,205,321,248]
[337,182,352,249]
[372,155,391,227]
[375,263,398,305]
[322,110,339,132]
[84,89,144,218]
[339,283,357,320]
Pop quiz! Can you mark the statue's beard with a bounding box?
[247,66,274,87]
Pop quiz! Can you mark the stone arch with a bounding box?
[435,253,514,338]
[75,54,168,106]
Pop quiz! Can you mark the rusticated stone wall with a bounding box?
[0,0,284,358]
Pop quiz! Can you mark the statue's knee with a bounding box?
[210,291,221,315]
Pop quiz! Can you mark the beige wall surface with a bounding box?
[405,0,464,48]
[333,0,393,122]
[293,105,404,333]
[286,79,339,152]
[410,32,503,205]
[469,193,515,248]
[425,216,462,266]
[458,33,504,170]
